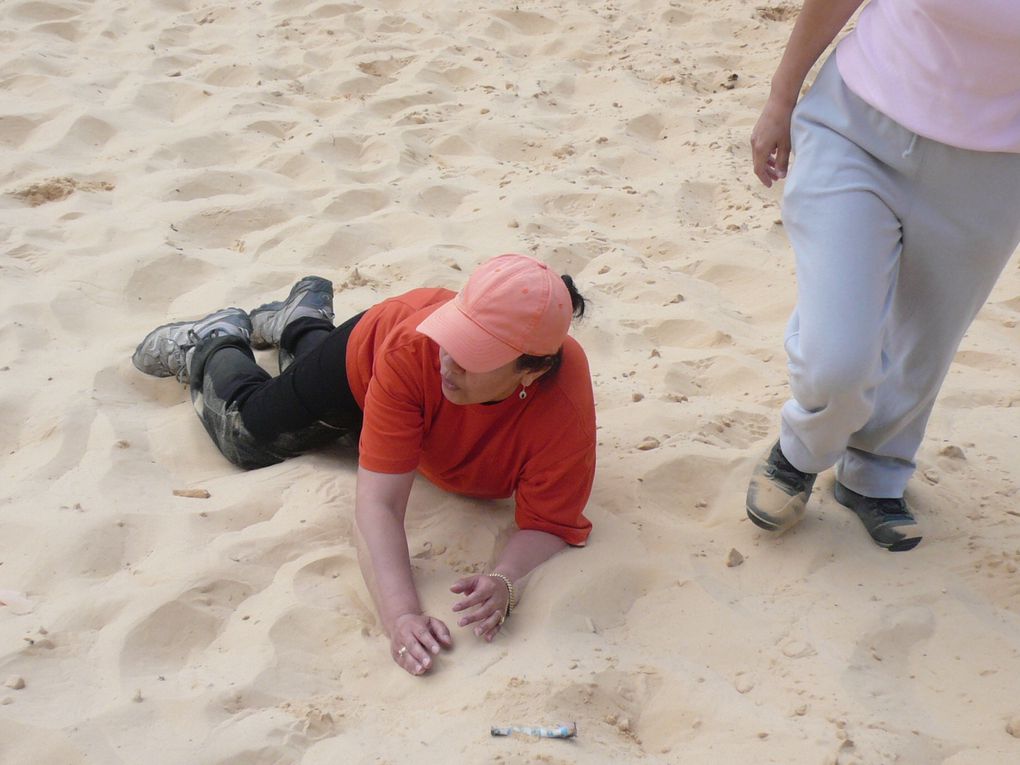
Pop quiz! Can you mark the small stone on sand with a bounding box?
[726,548,745,567]
[1006,717,1020,738]
[5,676,25,690]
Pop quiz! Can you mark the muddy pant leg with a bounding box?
[189,335,342,469]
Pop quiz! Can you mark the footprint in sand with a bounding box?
[266,604,365,686]
[167,133,250,168]
[292,553,364,611]
[202,64,258,88]
[168,170,257,202]
[665,355,766,397]
[416,184,472,217]
[642,319,735,349]
[169,202,294,250]
[488,9,557,36]
[419,57,481,88]
[553,565,661,631]
[375,14,423,34]
[0,114,46,149]
[120,579,257,676]
[638,453,740,519]
[25,518,130,585]
[322,187,390,222]
[10,0,80,23]
[132,80,212,123]
[694,410,772,449]
[626,113,665,142]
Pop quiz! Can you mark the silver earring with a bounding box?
[519,385,528,400]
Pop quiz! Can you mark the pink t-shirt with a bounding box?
[836,0,1020,153]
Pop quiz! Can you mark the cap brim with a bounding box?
[416,300,521,373]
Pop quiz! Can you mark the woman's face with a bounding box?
[438,348,538,405]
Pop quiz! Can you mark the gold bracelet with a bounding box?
[486,572,516,618]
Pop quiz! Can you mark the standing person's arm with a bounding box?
[751,0,867,187]
[355,466,453,676]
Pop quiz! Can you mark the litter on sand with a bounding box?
[490,722,577,739]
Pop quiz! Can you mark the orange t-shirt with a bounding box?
[345,287,596,546]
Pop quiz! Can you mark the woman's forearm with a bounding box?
[491,529,568,586]
[770,0,866,105]
[354,468,420,634]
[355,506,421,633]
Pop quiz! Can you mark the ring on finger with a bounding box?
[397,646,408,657]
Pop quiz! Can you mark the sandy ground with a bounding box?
[2,1,1020,763]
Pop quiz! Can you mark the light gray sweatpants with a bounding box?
[779,55,1020,498]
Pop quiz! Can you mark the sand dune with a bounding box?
[2,1,1020,763]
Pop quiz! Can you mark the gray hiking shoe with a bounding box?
[132,307,252,385]
[249,276,334,350]
[746,440,817,534]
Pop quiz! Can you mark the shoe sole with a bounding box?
[746,505,782,532]
[833,484,922,552]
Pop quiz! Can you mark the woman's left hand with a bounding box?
[450,574,510,642]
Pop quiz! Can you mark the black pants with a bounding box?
[188,313,365,470]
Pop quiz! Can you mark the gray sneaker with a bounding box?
[132,307,252,384]
[833,481,922,551]
[250,276,334,350]
[746,440,817,533]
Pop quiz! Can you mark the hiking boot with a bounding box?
[746,440,817,533]
[132,307,251,385]
[833,481,922,551]
[250,276,334,350]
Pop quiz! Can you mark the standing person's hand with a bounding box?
[450,574,511,642]
[751,95,796,187]
[389,612,453,675]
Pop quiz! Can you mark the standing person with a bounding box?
[132,254,596,674]
[745,0,1020,550]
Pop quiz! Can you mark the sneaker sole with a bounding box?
[746,505,782,532]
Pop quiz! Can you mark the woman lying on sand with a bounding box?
[132,254,596,675]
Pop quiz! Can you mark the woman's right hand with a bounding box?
[389,612,453,676]
[750,94,796,188]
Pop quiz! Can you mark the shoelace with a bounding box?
[767,448,813,490]
[864,497,910,518]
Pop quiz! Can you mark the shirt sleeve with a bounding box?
[514,441,595,546]
[357,343,426,474]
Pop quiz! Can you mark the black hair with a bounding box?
[515,275,587,378]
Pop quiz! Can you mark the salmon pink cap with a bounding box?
[416,254,572,373]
